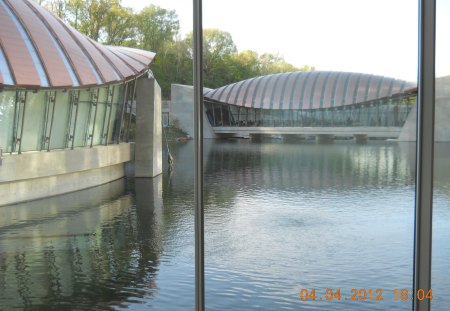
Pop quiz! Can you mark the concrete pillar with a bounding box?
[283,134,305,142]
[354,134,368,144]
[135,76,162,177]
[250,133,263,142]
[316,134,334,143]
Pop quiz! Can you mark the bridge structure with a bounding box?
[203,71,417,141]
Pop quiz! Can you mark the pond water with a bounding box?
[0,140,449,310]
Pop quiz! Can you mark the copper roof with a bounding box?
[204,71,416,110]
[0,0,155,89]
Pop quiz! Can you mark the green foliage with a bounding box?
[135,5,180,53]
[41,1,314,98]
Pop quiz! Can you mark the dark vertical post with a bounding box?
[89,89,99,148]
[193,0,205,310]
[414,0,435,310]
[126,79,137,142]
[47,92,57,151]
[117,83,129,143]
[71,90,80,150]
[105,86,115,145]
[17,92,27,154]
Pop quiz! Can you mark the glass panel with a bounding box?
[49,91,70,150]
[20,91,46,152]
[432,0,450,309]
[0,91,16,153]
[107,85,122,144]
[202,0,418,310]
[73,90,90,147]
[92,87,107,146]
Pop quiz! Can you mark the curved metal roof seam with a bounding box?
[204,71,416,110]
[107,47,147,74]
[86,36,123,82]
[363,74,374,102]
[26,0,100,86]
[62,22,119,83]
[108,47,149,66]
[268,73,283,109]
[308,72,322,109]
[232,79,250,105]
[1,0,49,87]
[0,0,154,89]
[241,76,258,106]
[277,71,294,108]
[25,0,81,87]
[0,45,13,85]
[8,0,75,87]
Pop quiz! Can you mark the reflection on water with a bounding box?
[0,141,449,310]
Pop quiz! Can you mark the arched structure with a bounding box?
[203,71,417,129]
[0,0,160,205]
[0,0,154,88]
[204,71,415,110]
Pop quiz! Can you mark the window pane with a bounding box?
[432,0,450,309]
[0,91,15,153]
[21,91,46,152]
[203,0,418,310]
[49,91,70,150]
[73,90,90,147]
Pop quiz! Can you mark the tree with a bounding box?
[103,4,135,46]
[41,2,314,98]
[135,5,180,53]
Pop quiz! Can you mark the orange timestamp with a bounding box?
[299,288,433,302]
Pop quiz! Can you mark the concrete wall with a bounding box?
[0,143,132,206]
[398,75,450,141]
[135,76,163,177]
[170,84,216,139]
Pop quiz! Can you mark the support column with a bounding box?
[315,134,334,143]
[250,133,263,142]
[135,76,162,177]
[354,134,368,144]
[283,134,305,142]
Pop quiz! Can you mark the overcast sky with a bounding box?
[122,0,450,82]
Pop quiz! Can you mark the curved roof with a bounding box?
[0,0,155,89]
[204,71,416,110]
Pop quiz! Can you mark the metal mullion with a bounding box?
[41,91,51,151]
[46,92,57,151]
[126,79,137,142]
[89,89,100,148]
[117,83,129,143]
[100,86,111,145]
[17,92,27,154]
[104,86,115,145]
[84,90,95,147]
[193,0,205,309]
[71,90,80,150]
[413,0,435,310]
[11,91,19,154]
[65,91,74,149]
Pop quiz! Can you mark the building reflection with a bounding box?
[0,177,164,309]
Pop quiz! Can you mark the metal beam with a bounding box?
[193,0,205,310]
[413,0,435,310]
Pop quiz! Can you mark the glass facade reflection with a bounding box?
[0,80,136,154]
[205,92,416,128]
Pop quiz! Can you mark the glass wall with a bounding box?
[202,0,418,310]
[49,91,70,150]
[0,82,133,154]
[0,91,15,153]
[20,91,46,152]
[432,0,450,309]
[205,93,416,128]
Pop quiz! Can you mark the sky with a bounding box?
[122,0,450,82]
